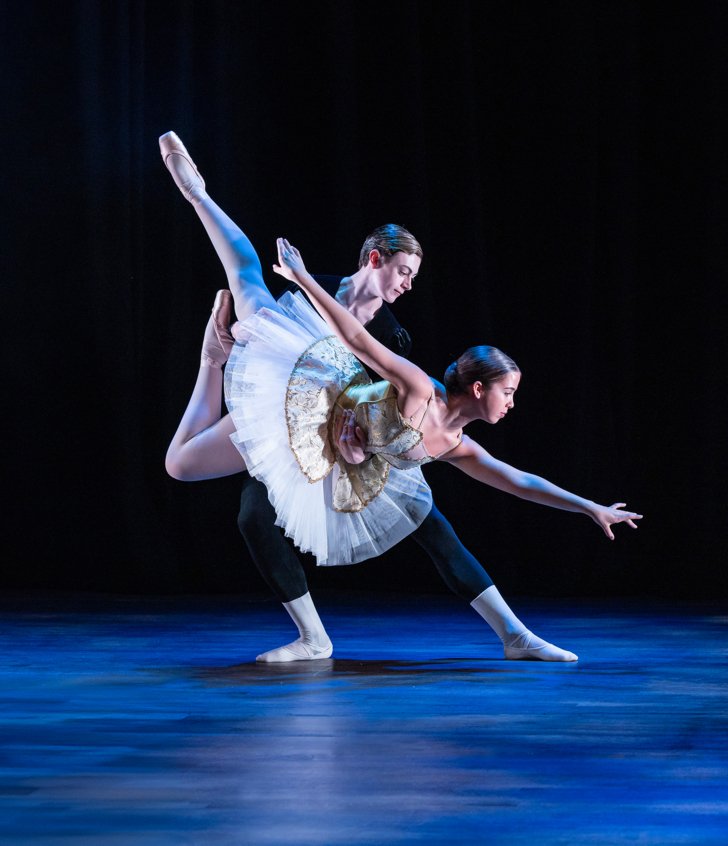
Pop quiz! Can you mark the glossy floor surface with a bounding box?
[1,590,726,845]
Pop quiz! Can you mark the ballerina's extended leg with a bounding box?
[159,131,276,324]
[160,131,280,481]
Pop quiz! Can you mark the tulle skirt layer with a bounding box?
[224,292,432,566]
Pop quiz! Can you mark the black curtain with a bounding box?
[3,1,725,599]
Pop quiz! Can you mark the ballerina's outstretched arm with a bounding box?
[443,435,642,539]
[274,239,643,536]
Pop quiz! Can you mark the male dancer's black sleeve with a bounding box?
[236,275,494,602]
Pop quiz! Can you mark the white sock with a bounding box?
[470,585,578,662]
[256,592,333,663]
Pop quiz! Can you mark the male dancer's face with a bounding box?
[374,251,421,303]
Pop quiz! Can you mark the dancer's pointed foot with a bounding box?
[159,130,207,203]
[256,637,333,663]
[504,631,578,662]
[201,289,234,368]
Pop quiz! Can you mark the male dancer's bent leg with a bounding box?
[409,504,493,600]
[410,504,578,661]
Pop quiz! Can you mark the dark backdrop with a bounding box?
[2,1,725,599]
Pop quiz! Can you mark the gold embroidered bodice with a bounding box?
[335,381,440,468]
[285,336,460,512]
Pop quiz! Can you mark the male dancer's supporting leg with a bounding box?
[238,475,332,661]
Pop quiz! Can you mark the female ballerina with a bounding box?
[241,236,641,564]
[163,176,642,666]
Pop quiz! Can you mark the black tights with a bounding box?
[237,474,493,603]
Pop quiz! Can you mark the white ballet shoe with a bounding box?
[469,586,578,663]
[504,630,578,662]
[159,130,207,203]
[257,592,332,663]
[256,637,333,663]
[201,289,234,368]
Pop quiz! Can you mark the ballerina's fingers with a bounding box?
[610,502,643,530]
[345,410,364,443]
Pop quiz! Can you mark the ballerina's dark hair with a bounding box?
[443,346,520,395]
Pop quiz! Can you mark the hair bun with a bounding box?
[443,360,459,392]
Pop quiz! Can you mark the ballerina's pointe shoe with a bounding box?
[504,630,578,662]
[159,130,207,203]
[201,289,235,368]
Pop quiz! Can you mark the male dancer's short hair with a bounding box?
[358,224,423,268]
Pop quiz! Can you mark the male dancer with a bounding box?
[160,130,577,664]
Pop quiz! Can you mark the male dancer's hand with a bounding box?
[334,410,368,464]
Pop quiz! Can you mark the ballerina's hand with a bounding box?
[273,237,307,284]
[334,409,369,465]
[591,502,643,540]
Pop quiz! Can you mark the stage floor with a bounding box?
[0,589,726,845]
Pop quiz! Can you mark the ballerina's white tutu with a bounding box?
[223,291,433,566]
